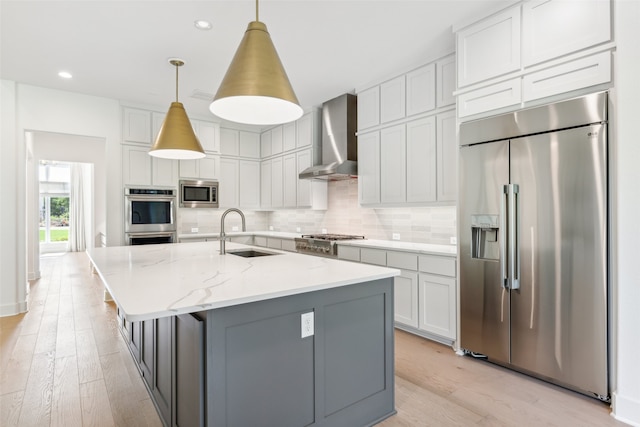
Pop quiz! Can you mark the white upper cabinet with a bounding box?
[457,6,521,87]
[380,124,407,204]
[522,0,611,67]
[283,153,297,208]
[239,160,260,208]
[122,144,178,187]
[220,128,240,156]
[192,120,220,153]
[152,157,179,187]
[358,86,380,131]
[179,155,219,180]
[282,122,296,152]
[406,64,436,117]
[239,131,260,158]
[436,55,456,108]
[380,76,406,123]
[219,158,239,208]
[260,130,272,158]
[271,126,283,156]
[436,111,457,202]
[358,132,381,205]
[271,156,284,208]
[296,112,313,149]
[123,108,152,143]
[260,160,272,209]
[406,117,436,203]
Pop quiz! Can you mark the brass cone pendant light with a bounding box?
[149,59,205,159]
[209,0,303,125]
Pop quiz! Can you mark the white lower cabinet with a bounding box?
[337,245,457,343]
[394,271,419,328]
[418,273,456,340]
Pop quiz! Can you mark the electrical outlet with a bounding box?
[296,227,301,233]
[450,236,457,245]
[321,228,327,234]
[392,233,400,240]
[269,225,274,231]
[301,312,314,338]
[232,226,238,231]
[191,227,198,233]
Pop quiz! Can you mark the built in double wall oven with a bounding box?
[124,187,177,245]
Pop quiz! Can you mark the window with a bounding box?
[39,161,70,244]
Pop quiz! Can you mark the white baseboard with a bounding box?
[27,270,41,281]
[613,391,640,427]
[0,299,28,317]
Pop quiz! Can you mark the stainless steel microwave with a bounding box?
[179,179,219,208]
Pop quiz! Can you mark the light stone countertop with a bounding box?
[87,241,399,322]
[178,231,457,257]
[337,239,457,257]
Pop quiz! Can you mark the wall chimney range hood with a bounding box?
[299,93,358,180]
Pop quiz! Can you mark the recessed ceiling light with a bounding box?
[194,20,212,30]
[58,71,72,79]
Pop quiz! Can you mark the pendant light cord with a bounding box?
[255,0,259,22]
[175,63,179,102]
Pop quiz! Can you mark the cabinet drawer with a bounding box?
[522,51,611,102]
[419,255,456,277]
[337,246,360,262]
[360,248,387,266]
[254,236,267,247]
[281,239,296,252]
[387,251,418,271]
[458,78,521,118]
[267,238,282,249]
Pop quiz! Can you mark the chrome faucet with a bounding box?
[220,208,246,254]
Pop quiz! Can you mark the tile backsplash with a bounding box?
[177,179,457,245]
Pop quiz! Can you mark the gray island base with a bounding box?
[88,242,398,427]
[120,278,395,427]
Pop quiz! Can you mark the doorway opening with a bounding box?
[39,160,70,254]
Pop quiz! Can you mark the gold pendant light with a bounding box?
[209,0,303,125]
[149,59,205,159]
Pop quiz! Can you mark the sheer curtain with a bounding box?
[69,163,86,252]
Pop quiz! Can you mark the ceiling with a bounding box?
[1,0,513,130]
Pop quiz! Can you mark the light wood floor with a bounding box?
[0,252,627,427]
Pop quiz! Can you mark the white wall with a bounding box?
[0,81,121,316]
[0,80,27,315]
[612,1,640,425]
[27,131,106,279]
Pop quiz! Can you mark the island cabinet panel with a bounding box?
[140,319,154,384]
[175,313,205,427]
[152,316,172,425]
[205,278,395,427]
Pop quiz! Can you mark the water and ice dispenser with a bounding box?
[470,215,500,261]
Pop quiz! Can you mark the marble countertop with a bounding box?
[178,231,302,239]
[87,242,399,322]
[178,231,457,256]
[337,239,457,257]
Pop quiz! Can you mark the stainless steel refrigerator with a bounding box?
[459,91,609,401]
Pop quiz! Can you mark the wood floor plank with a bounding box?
[76,328,103,384]
[0,333,37,395]
[0,390,24,427]
[50,355,82,427]
[16,350,55,427]
[99,351,148,425]
[79,379,115,427]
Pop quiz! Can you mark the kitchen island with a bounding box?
[87,241,400,427]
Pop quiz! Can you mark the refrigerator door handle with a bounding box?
[508,184,520,290]
[501,185,509,288]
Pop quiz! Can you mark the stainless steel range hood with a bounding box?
[299,93,357,180]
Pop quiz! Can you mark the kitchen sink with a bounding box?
[226,249,279,258]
